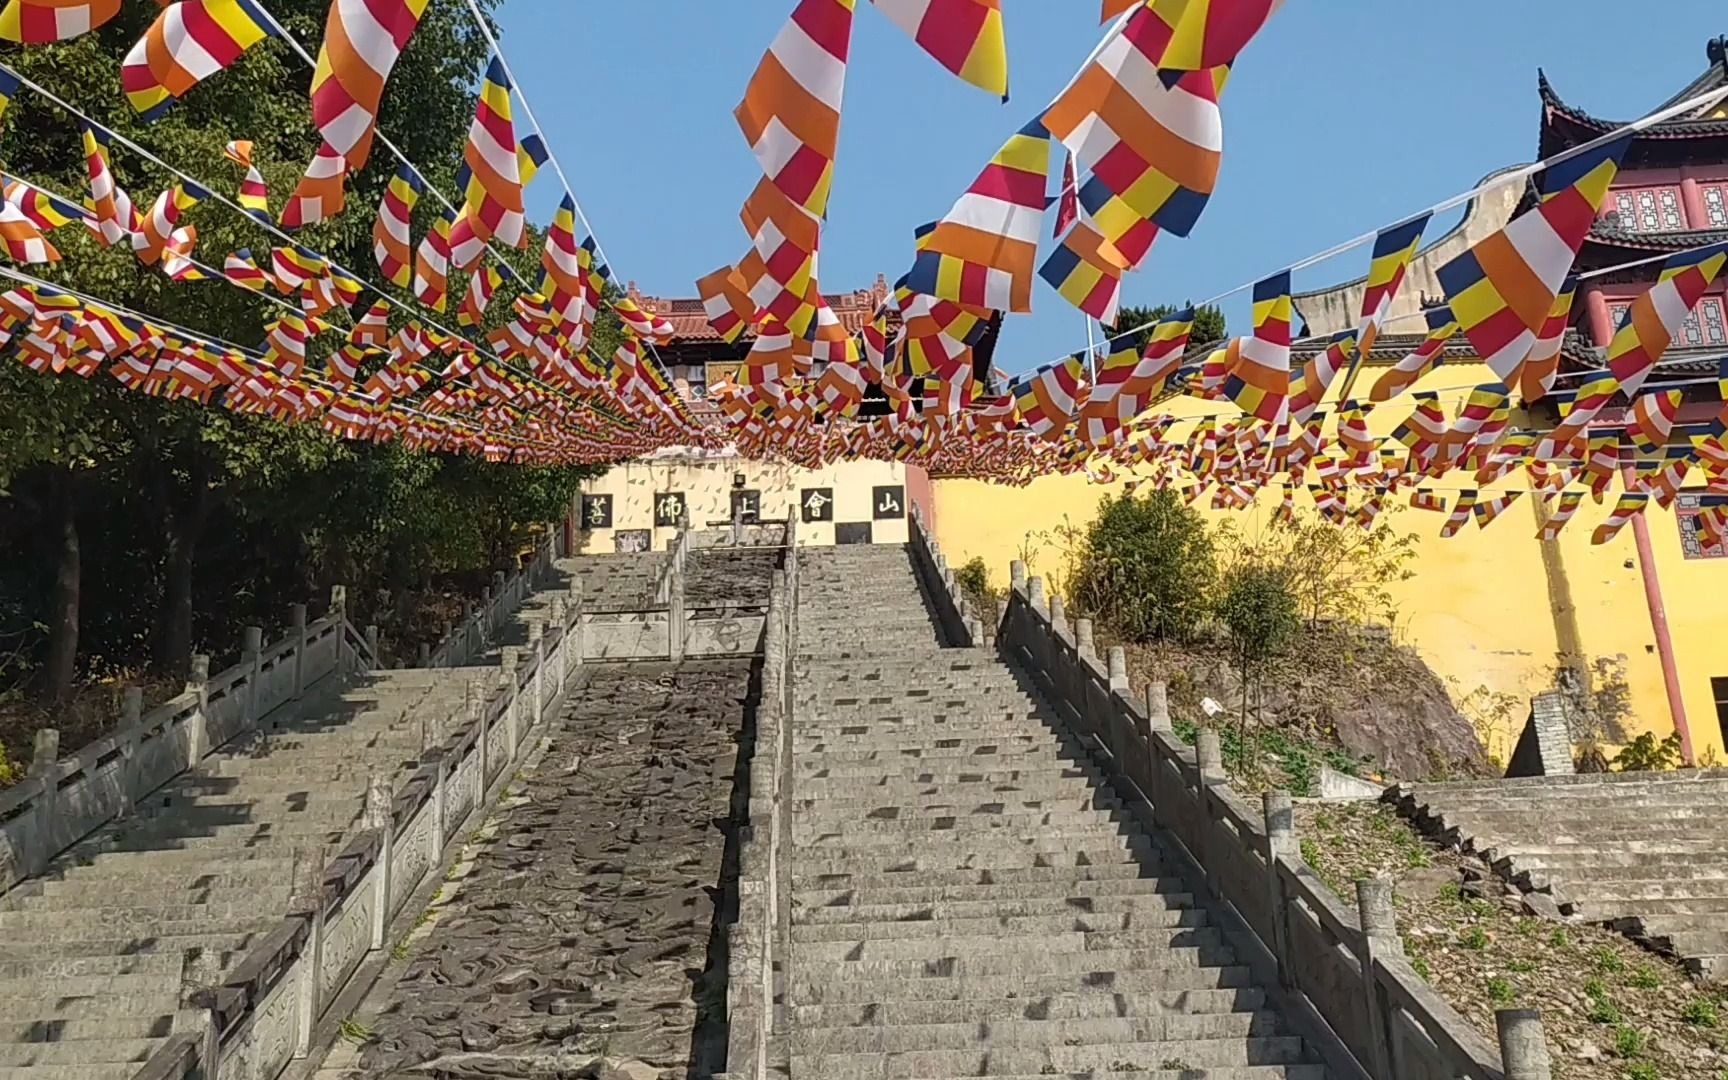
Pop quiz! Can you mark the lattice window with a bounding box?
[1608,301,1633,331]
[1612,186,1686,232]
[1703,183,1728,228]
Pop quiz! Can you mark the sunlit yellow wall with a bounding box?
[930,360,1728,764]
[575,454,910,552]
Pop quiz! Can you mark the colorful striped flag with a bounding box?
[1519,273,1576,403]
[82,124,136,249]
[1043,8,1226,241]
[696,265,756,343]
[1536,490,1584,540]
[869,0,1007,98]
[3,176,86,231]
[1054,150,1079,239]
[132,184,204,266]
[1438,136,1629,389]
[372,164,421,288]
[1223,271,1292,423]
[456,263,501,328]
[0,0,120,42]
[735,0,854,220]
[1357,214,1430,355]
[221,139,271,222]
[906,118,1051,313]
[1628,389,1683,454]
[122,0,278,118]
[1472,490,1522,531]
[270,244,325,294]
[1410,488,1447,513]
[449,57,528,263]
[413,206,454,311]
[0,192,59,263]
[223,248,268,290]
[1605,241,1728,398]
[1039,220,1128,323]
[1591,492,1649,546]
[1142,0,1283,70]
[1013,354,1085,441]
[1289,329,1357,424]
[280,141,347,231]
[1439,490,1478,538]
[0,68,16,133]
[308,0,430,173]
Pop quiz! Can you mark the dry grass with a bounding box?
[1298,800,1728,1079]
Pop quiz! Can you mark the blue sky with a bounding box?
[495,1,1724,376]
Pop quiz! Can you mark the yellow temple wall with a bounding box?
[928,361,1727,765]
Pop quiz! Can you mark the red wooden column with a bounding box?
[1621,464,1696,764]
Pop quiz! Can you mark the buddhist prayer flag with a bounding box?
[1519,273,1576,402]
[0,193,59,264]
[1438,490,1477,538]
[373,163,421,288]
[1472,490,1522,530]
[1289,329,1356,424]
[0,0,120,42]
[906,119,1051,313]
[869,0,1007,98]
[1439,135,1629,389]
[1013,354,1085,441]
[308,0,430,174]
[280,141,346,230]
[1536,490,1585,540]
[223,248,267,290]
[457,263,501,328]
[696,265,756,343]
[1143,0,1283,70]
[450,57,528,262]
[1223,271,1292,423]
[1043,14,1226,244]
[1605,241,1728,398]
[122,0,278,118]
[413,206,454,311]
[1054,150,1079,239]
[1039,221,1128,323]
[82,124,136,249]
[3,176,86,231]
[0,68,16,132]
[132,184,204,266]
[1628,389,1683,454]
[1592,492,1649,546]
[222,140,271,222]
[1358,214,1429,355]
[1410,489,1446,513]
[735,0,854,220]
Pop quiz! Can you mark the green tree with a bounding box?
[1217,562,1300,740]
[1216,512,1418,628]
[1112,302,1228,353]
[1070,489,1217,643]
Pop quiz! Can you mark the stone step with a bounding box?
[793,731,1058,750]
[789,794,1125,815]
[1580,895,1728,918]
[793,1010,1284,1055]
[0,932,263,961]
[796,943,1238,983]
[794,825,1147,850]
[790,963,1258,1005]
[1543,861,1728,885]
[0,993,182,1022]
[797,763,1105,785]
[16,880,291,911]
[795,745,1072,769]
[790,841,1156,876]
[1567,879,1728,904]
[790,908,1209,942]
[790,809,1136,838]
[0,1063,143,1080]
[793,867,1177,896]
[1500,850,1728,873]
[794,1067,1320,1080]
[792,987,1267,1028]
[100,829,350,854]
[0,912,277,941]
[793,892,1196,925]
[796,779,1114,805]
[46,850,296,879]
[793,925,1224,964]
[0,973,182,1004]
[789,1035,1308,1078]
[0,1012,198,1044]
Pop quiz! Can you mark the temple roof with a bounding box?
[1538,37,1728,157]
[629,274,892,345]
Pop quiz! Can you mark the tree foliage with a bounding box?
[0,0,611,719]
[1216,513,1417,628]
[1113,302,1229,353]
[1070,490,1218,644]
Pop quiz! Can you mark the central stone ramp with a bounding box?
[789,545,1328,1080]
[322,659,751,1079]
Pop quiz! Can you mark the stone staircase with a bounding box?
[0,572,572,1080]
[565,551,665,611]
[1392,771,1728,980]
[787,545,1329,1079]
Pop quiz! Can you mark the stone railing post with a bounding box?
[491,571,506,627]
[1010,560,1027,592]
[291,845,326,1058]
[365,625,380,669]
[1027,576,1047,615]
[1497,1009,1553,1080]
[468,681,487,802]
[1195,730,1224,897]
[548,597,568,694]
[365,771,393,949]
[1262,792,1298,987]
[1356,878,1401,1080]
[1074,619,1095,660]
[500,647,521,753]
[527,621,546,723]
[1145,682,1170,734]
[428,747,447,866]
[1107,646,1129,694]
[186,655,211,768]
[1048,595,1069,637]
[569,579,585,667]
[668,555,686,663]
[28,728,58,823]
[242,626,263,722]
[417,642,431,667]
[289,603,307,695]
[115,687,143,819]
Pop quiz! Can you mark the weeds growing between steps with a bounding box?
[1298,800,1728,1080]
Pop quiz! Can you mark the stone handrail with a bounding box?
[906,508,1556,1080]
[134,571,588,1080]
[423,524,563,668]
[721,516,798,1080]
[0,588,371,898]
[907,510,985,646]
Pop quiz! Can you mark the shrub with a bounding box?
[1683,997,1720,1028]
[1612,731,1683,772]
[1217,561,1300,739]
[1485,976,1516,1004]
[1612,1025,1644,1057]
[1458,926,1488,950]
[1070,490,1217,643]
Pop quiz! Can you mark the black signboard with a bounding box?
[800,487,834,523]
[872,485,906,520]
[580,494,613,530]
[835,522,873,545]
[732,488,762,523]
[654,491,686,527]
